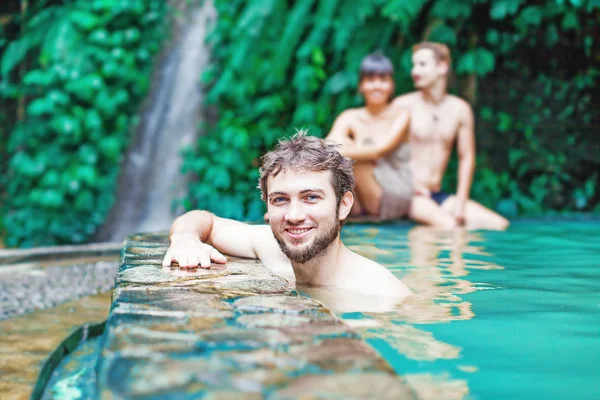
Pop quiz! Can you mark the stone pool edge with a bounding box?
[76,233,416,398]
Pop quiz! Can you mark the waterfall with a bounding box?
[94,1,216,242]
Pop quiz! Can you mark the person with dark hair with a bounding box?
[163,131,411,301]
[326,52,419,220]
[393,42,509,230]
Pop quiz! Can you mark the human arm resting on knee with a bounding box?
[162,210,269,268]
[331,109,410,162]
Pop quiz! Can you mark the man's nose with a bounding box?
[285,200,306,223]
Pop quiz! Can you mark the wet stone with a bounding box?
[127,233,170,244]
[117,265,178,284]
[91,232,407,398]
[274,373,416,399]
[288,337,394,372]
[196,327,294,349]
[124,246,169,256]
[235,313,313,329]
[175,274,292,295]
[233,295,324,315]
[104,325,200,354]
[120,257,164,266]
[114,288,233,315]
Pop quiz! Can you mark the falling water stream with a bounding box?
[94,1,216,242]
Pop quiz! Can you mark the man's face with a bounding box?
[266,169,342,264]
[411,48,446,89]
[359,74,395,106]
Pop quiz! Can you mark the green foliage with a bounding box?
[1,0,168,247]
[184,0,599,220]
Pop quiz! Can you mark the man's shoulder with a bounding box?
[447,94,473,114]
[392,92,420,107]
[338,107,363,120]
[348,251,410,297]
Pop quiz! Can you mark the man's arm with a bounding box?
[340,109,410,162]
[455,102,476,223]
[327,108,410,162]
[162,210,275,268]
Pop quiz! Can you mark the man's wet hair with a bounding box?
[258,130,355,209]
[359,52,394,81]
[412,42,452,70]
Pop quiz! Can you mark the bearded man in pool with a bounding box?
[392,42,509,230]
[162,132,412,301]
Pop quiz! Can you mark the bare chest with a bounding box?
[409,103,460,144]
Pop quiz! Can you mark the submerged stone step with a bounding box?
[95,233,415,398]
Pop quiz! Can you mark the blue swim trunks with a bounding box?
[431,191,451,205]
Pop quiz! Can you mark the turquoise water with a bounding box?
[341,220,600,400]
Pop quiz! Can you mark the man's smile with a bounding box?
[284,227,314,239]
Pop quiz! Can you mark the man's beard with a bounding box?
[274,218,341,264]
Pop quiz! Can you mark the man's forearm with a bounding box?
[339,146,381,162]
[169,210,214,243]
[456,156,475,201]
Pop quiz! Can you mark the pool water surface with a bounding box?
[339,220,600,400]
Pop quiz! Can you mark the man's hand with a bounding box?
[453,200,466,226]
[414,182,431,197]
[162,234,227,269]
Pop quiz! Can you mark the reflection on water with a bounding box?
[332,224,505,399]
[0,292,111,399]
[330,221,600,400]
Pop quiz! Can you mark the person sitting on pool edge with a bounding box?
[162,131,412,300]
[326,52,419,221]
[392,42,509,230]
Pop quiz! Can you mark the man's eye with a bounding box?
[306,195,320,202]
[273,197,287,204]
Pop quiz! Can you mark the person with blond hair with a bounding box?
[393,42,509,230]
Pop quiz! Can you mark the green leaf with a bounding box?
[1,40,29,77]
[546,24,560,47]
[490,0,522,20]
[430,0,472,19]
[561,11,579,30]
[428,24,457,45]
[70,10,100,31]
[518,6,542,25]
[41,19,81,64]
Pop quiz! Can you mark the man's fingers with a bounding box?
[199,253,211,268]
[162,250,173,267]
[211,249,227,264]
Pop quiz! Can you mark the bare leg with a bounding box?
[350,196,364,216]
[353,161,383,216]
[408,195,457,229]
[441,196,509,231]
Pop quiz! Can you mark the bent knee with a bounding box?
[362,192,382,216]
[495,216,510,230]
[434,215,457,230]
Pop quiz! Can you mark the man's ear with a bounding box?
[338,191,354,221]
[438,60,449,77]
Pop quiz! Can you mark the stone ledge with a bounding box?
[0,242,122,265]
[98,233,415,398]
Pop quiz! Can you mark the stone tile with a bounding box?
[87,233,408,398]
[274,373,416,399]
[233,294,324,315]
[236,313,313,329]
[117,265,178,284]
[123,246,169,256]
